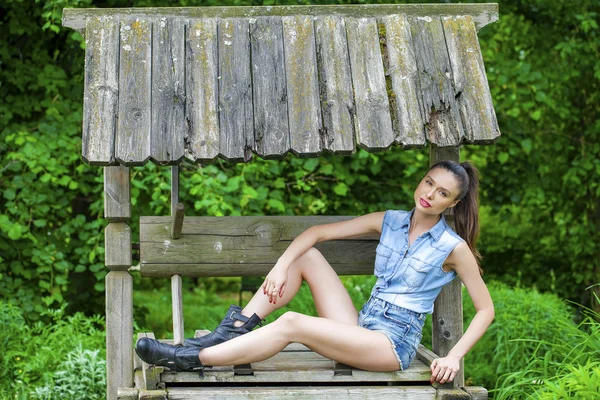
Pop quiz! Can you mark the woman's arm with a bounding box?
[263,212,385,302]
[430,242,495,384]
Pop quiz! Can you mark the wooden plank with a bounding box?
[345,18,394,151]
[430,146,463,388]
[171,165,179,216]
[186,18,220,162]
[464,387,488,400]
[140,263,373,278]
[106,271,133,400]
[218,18,254,162]
[105,223,132,270]
[151,17,185,164]
[139,238,377,276]
[140,215,371,239]
[442,16,500,144]
[116,17,152,165]
[410,16,463,146]
[139,390,167,400]
[250,17,290,159]
[381,14,426,148]
[82,16,119,165]
[117,388,138,400]
[65,4,499,31]
[170,203,185,239]
[171,275,184,345]
[104,166,130,220]
[163,359,430,383]
[416,344,438,366]
[314,16,355,154]
[282,15,322,156]
[167,386,436,399]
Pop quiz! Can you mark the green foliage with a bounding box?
[461,282,577,389]
[468,0,600,304]
[493,294,600,399]
[32,345,106,400]
[0,301,105,398]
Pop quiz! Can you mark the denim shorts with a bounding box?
[358,296,426,370]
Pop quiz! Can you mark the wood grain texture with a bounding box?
[381,14,426,148]
[64,4,500,31]
[106,271,133,400]
[116,17,152,164]
[171,275,184,345]
[314,16,356,154]
[442,16,499,144]
[105,222,132,270]
[250,17,290,159]
[104,166,130,220]
[167,386,436,400]
[83,16,119,165]
[151,17,185,164]
[346,18,394,151]
[282,15,322,156]
[170,202,185,239]
[139,215,379,277]
[410,16,463,146]
[116,388,138,400]
[218,19,254,162]
[185,18,220,162]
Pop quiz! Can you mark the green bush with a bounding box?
[32,345,106,400]
[0,301,105,398]
[461,282,577,389]
[493,294,600,399]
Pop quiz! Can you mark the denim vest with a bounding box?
[371,209,464,314]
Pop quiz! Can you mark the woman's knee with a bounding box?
[276,311,309,339]
[294,247,325,271]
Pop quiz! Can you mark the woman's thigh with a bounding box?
[283,312,399,372]
[292,248,358,324]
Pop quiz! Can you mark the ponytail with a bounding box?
[429,160,482,274]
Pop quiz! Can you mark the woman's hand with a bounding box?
[262,262,289,304]
[430,355,460,384]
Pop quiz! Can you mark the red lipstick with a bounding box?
[420,198,431,208]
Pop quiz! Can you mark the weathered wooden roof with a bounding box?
[63,4,500,166]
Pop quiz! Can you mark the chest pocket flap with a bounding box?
[403,258,435,289]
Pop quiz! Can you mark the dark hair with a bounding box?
[429,160,482,273]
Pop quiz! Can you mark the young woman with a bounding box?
[136,160,494,384]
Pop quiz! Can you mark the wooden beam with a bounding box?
[170,203,185,240]
[429,145,464,388]
[63,4,500,32]
[105,223,132,270]
[106,271,133,400]
[104,166,130,221]
[171,275,184,345]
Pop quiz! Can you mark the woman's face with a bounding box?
[413,168,461,216]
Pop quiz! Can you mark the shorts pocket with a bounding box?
[402,258,434,289]
[382,306,412,338]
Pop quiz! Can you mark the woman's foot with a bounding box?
[135,337,203,372]
[184,305,262,348]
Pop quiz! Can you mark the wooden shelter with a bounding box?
[63,4,500,400]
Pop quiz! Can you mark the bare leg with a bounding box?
[200,312,399,372]
[240,248,357,324]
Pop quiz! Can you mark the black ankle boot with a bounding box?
[184,305,262,348]
[135,338,203,372]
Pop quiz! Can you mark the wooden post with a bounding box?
[104,166,133,400]
[429,146,464,388]
[171,166,185,344]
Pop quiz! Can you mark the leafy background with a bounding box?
[0,0,599,398]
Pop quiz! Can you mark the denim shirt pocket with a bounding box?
[374,243,397,280]
[402,258,434,289]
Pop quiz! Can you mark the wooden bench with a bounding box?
[62,3,500,399]
[120,214,487,399]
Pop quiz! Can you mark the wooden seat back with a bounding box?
[140,216,379,278]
